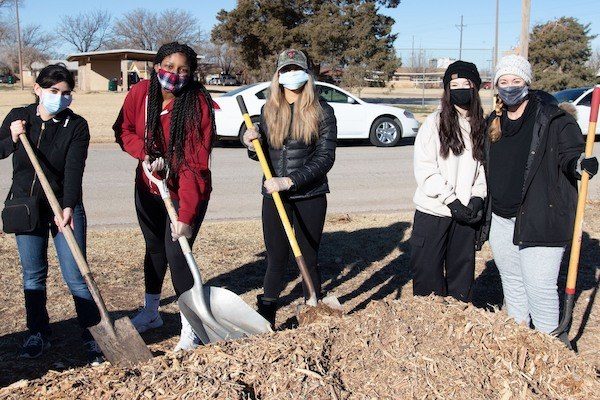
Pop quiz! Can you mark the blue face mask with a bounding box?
[278,70,310,90]
[40,90,72,115]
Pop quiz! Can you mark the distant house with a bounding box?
[23,60,78,86]
[390,67,444,88]
[430,57,456,69]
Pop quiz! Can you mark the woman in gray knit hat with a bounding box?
[478,54,598,345]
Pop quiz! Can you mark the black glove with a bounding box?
[448,199,474,224]
[579,156,598,179]
[466,196,484,225]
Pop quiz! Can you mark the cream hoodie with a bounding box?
[413,110,487,217]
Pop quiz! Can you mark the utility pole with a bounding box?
[455,15,466,59]
[421,49,425,107]
[411,35,415,68]
[520,0,531,58]
[15,0,24,90]
[492,0,499,109]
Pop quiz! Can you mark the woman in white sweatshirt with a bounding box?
[410,60,487,302]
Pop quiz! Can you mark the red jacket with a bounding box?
[113,80,213,225]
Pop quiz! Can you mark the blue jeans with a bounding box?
[16,203,99,338]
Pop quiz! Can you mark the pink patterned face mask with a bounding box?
[157,68,190,93]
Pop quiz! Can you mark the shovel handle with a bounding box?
[554,85,600,336]
[163,197,193,254]
[236,96,318,305]
[18,133,112,324]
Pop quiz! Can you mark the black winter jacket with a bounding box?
[0,104,90,210]
[476,91,584,248]
[248,99,337,199]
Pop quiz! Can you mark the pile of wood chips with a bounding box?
[1,296,598,399]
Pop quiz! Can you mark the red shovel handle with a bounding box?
[590,85,600,125]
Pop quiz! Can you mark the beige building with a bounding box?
[67,49,156,92]
[67,49,208,92]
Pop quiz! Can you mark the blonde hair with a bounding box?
[263,72,322,149]
[488,94,504,142]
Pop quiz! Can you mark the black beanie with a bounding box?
[443,60,481,89]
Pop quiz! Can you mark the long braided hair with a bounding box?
[438,81,485,162]
[145,42,216,174]
[488,95,504,143]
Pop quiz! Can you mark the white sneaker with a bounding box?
[173,313,201,352]
[131,307,163,333]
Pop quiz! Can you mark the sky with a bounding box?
[10,0,600,72]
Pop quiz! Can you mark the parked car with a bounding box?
[553,87,599,135]
[219,74,238,86]
[213,81,420,147]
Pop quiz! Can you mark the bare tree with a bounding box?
[587,47,600,76]
[109,8,202,51]
[204,42,239,75]
[0,23,55,71]
[57,10,111,52]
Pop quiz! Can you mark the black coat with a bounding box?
[0,104,90,210]
[248,99,337,199]
[476,91,584,248]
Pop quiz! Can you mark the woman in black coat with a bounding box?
[479,55,597,344]
[243,49,337,328]
[0,64,102,363]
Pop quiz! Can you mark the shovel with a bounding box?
[141,163,272,344]
[18,133,152,367]
[552,84,600,338]
[236,95,342,312]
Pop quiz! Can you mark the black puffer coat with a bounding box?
[248,99,337,199]
[476,90,584,249]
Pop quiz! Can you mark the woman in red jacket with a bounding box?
[113,42,215,351]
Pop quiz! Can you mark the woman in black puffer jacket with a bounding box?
[243,49,337,327]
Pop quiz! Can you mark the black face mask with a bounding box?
[449,88,472,106]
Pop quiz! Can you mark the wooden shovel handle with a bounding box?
[237,96,318,304]
[18,133,112,323]
[162,196,193,254]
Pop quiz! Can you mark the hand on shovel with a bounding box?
[10,120,27,143]
[143,155,166,173]
[54,207,74,232]
[171,221,192,241]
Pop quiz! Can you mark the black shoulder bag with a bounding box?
[2,188,41,234]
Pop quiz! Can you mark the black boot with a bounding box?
[256,295,277,330]
[24,289,51,338]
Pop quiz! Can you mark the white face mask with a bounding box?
[39,90,72,115]
[278,70,310,90]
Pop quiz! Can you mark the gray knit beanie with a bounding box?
[494,54,533,84]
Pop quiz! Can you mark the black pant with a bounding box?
[262,195,327,300]
[135,184,208,296]
[409,210,476,302]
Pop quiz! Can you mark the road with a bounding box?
[1,141,599,229]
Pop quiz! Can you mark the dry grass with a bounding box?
[0,207,598,398]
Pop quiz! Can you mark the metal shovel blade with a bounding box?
[178,285,272,344]
[88,316,153,367]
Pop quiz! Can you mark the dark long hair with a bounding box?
[145,42,216,173]
[438,82,485,161]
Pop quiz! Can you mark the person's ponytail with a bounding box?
[489,95,503,142]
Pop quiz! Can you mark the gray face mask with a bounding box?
[498,85,529,106]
